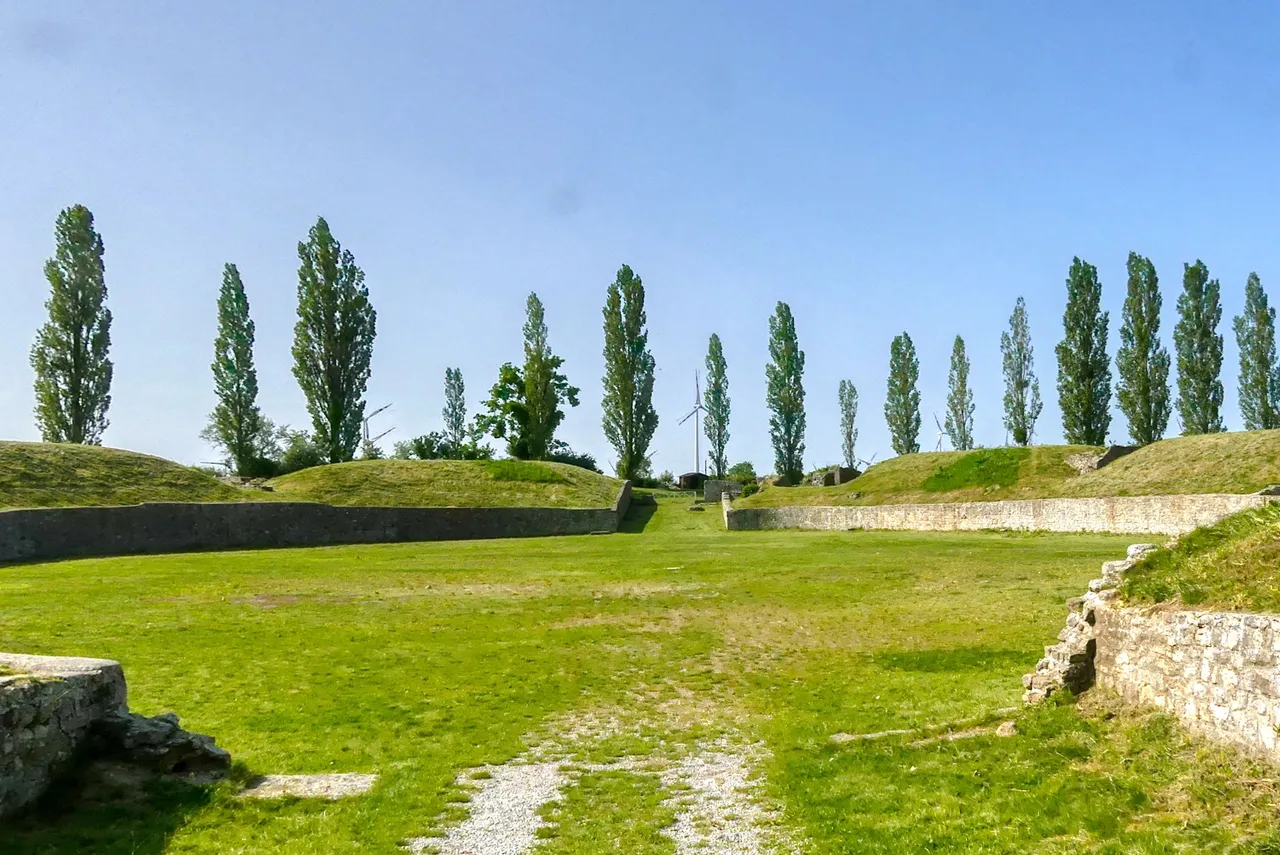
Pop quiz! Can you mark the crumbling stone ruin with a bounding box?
[0,652,230,819]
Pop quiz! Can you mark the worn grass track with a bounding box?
[3,494,1280,853]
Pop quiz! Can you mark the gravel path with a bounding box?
[659,742,782,855]
[403,762,566,855]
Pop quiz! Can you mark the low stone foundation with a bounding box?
[727,493,1273,536]
[0,652,229,819]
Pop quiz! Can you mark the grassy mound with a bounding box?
[738,430,1280,508]
[1122,503,1280,611]
[267,458,622,508]
[739,445,1098,507]
[0,441,244,509]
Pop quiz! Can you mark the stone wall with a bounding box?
[703,480,742,503]
[726,493,1273,536]
[1095,606,1280,754]
[0,653,127,818]
[0,481,633,565]
[1023,542,1280,757]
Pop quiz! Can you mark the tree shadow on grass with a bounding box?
[3,762,216,855]
[872,646,1029,673]
[618,495,658,533]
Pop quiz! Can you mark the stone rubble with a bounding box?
[1022,543,1158,705]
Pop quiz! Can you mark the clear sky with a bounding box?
[3,2,1280,474]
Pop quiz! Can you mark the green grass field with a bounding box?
[267,459,622,508]
[5,494,1280,853]
[741,430,1280,508]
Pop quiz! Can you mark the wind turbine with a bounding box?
[678,372,707,475]
[363,403,395,449]
[933,413,946,452]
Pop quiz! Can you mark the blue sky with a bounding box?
[3,2,1280,474]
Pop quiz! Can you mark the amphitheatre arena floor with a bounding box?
[5,493,1280,853]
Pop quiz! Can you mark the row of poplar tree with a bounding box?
[26,204,666,480]
[27,204,1280,483]
[742,252,1280,483]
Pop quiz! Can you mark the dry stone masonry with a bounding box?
[1025,541,1280,758]
[0,652,229,819]
[1022,543,1157,704]
[727,493,1274,536]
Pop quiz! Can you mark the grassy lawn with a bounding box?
[4,494,1280,852]
[741,430,1280,508]
[0,441,243,509]
[267,459,622,508]
[1123,503,1280,611]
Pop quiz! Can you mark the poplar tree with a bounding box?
[1056,257,1111,446]
[206,263,266,473]
[885,332,921,455]
[704,333,730,478]
[1001,296,1042,446]
[1116,252,1171,445]
[765,302,806,482]
[1233,272,1280,430]
[601,265,658,479]
[443,367,467,455]
[1173,260,1225,435]
[838,379,859,468]
[521,292,578,460]
[30,204,113,444]
[944,335,974,450]
[292,216,377,463]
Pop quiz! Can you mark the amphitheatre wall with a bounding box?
[725,493,1273,536]
[0,481,632,564]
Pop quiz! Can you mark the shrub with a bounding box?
[277,428,326,475]
[740,480,760,497]
[547,442,600,473]
[726,461,758,484]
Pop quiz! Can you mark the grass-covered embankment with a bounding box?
[0,441,244,509]
[739,430,1280,508]
[267,458,622,508]
[1122,502,1280,611]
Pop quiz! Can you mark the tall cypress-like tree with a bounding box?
[944,335,974,450]
[838,379,858,468]
[765,302,806,482]
[443,367,467,454]
[1174,260,1225,435]
[885,332,921,455]
[292,216,377,463]
[1233,272,1280,430]
[1056,257,1112,446]
[601,265,658,479]
[1116,252,1171,445]
[704,333,730,478]
[522,292,579,459]
[206,263,265,473]
[1001,296,1042,446]
[30,204,113,444]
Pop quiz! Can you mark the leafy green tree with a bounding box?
[884,332,921,455]
[202,264,268,474]
[1173,260,1225,435]
[838,380,858,468]
[944,335,974,450]
[601,265,658,479]
[1233,272,1280,430]
[1056,257,1112,445]
[704,334,730,478]
[30,204,113,444]
[443,367,467,455]
[1116,253,1171,445]
[480,294,579,459]
[765,302,806,481]
[1001,296,1042,446]
[291,217,377,463]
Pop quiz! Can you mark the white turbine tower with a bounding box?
[678,372,707,475]
[933,413,946,452]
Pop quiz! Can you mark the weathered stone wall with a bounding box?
[703,480,742,503]
[726,493,1273,535]
[0,482,634,564]
[0,653,127,818]
[1095,606,1280,754]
